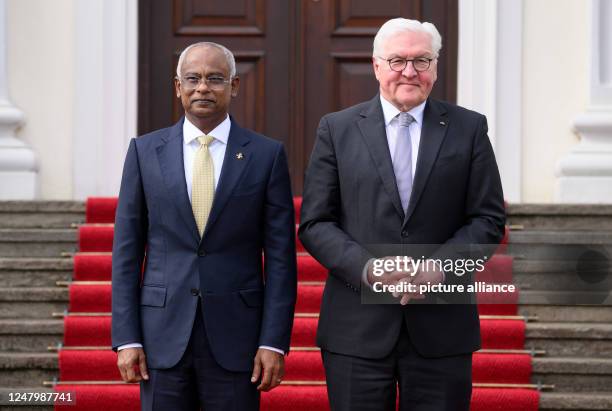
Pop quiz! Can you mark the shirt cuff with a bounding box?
[259,345,285,355]
[118,343,143,351]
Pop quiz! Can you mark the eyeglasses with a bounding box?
[176,75,231,91]
[378,56,434,73]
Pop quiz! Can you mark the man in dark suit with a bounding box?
[111,42,297,411]
[298,18,506,411]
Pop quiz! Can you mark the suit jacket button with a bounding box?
[198,250,206,257]
[401,230,408,237]
[191,288,200,296]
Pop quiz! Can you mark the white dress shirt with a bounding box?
[183,114,230,197]
[119,115,284,355]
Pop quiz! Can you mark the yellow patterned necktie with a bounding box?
[192,135,215,236]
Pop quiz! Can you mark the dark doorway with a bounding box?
[138,0,458,193]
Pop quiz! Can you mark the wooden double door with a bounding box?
[138,0,458,193]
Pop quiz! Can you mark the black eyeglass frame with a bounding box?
[377,56,435,73]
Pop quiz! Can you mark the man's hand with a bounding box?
[117,347,149,383]
[366,256,415,286]
[251,348,284,392]
[397,260,445,305]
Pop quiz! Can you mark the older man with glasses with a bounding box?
[112,42,297,411]
[299,18,506,411]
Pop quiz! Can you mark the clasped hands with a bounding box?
[117,347,284,392]
[367,256,444,305]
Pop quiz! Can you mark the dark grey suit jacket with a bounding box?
[298,96,506,359]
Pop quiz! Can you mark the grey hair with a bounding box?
[373,18,442,58]
[176,42,236,78]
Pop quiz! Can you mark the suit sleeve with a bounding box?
[298,116,373,291]
[111,138,148,350]
[434,115,506,287]
[259,143,298,352]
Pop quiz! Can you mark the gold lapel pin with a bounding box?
[236,152,244,160]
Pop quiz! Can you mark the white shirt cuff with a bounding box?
[259,345,285,355]
[118,343,143,351]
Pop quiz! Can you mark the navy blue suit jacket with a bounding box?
[111,117,297,372]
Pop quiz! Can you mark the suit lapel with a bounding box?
[404,99,449,225]
[156,118,200,244]
[202,118,251,239]
[357,96,405,220]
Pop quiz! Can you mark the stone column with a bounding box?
[0,0,38,199]
[556,0,612,203]
[458,0,523,202]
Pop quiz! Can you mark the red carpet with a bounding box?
[78,224,306,253]
[71,252,515,285]
[58,350,532,385]
[84,197,304,225]
[85,198,118,224]
[67,283,322,314]
[72,254,113,281]
[67,282,521,318]
[63,316,525,350]
[55,385,539,411]
[55,197,539,410]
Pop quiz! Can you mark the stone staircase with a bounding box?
[0,202,611,410]
[508,204,612,411]
[0,202,82,410]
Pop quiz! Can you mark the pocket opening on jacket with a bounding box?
[140,285,167,307]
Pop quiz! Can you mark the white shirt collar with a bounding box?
[183,114,231,145]
[379,95,426,127]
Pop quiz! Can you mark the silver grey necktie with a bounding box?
[393,112,415,212]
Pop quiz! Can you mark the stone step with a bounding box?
[513,258,612,293]
[526,323,612,358]
[1,255,609,292]
[0,230,77,258]
[508,231,612,261]
[0,394,610,411]
[532,357,612,393]
[1,285,611,322]
[0,354,610,396]
[539,392,612,410]
[0,320,63,352]
[0,259,72,287]
[0,288,67,319]
[519,304,612,323]
[507,203,612,231]
[2,255,608,292]
[0,201,84,229]
[513,270,612,292]
[518,290,612,306]
[0,353,57,387]
[509,230,612,245]
[0,317,608,360]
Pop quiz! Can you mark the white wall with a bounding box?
[7,0,75,199]
[521,0,589,202]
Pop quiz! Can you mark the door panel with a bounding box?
[139,0,457,194]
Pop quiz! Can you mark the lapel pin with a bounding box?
[439,121,446,126]
[236,152,244,160]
